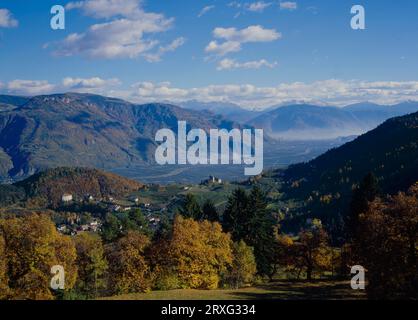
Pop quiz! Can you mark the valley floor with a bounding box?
[103,280,366,300]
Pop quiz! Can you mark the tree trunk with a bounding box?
[307,266,312,281]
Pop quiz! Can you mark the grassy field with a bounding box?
[103,280,366,300]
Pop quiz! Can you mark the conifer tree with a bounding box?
[245,186,276,277]
[346,172,379,241]
[178,194,202,220]
[223,187,276,276]
[222,188,249,240]
[202,199,219,222]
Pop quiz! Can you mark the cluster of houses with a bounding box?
[57,219,101,236]
[58,192,163,235]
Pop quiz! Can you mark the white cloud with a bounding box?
[62,77,121,89]
[65,2,85,10]
[213,25,281,42]
[123,80,418,108]
[0,9,18,28]
[217,58,277,70]
[280,2,297,11]
[205,41,241,56]
[198,5,215,18]
[228,2,242,9]
[53,16,172,59]
[229,2,274,16]
[131,81,189,100]
[144,37,186,62]
[1,77,120,96]
[54,1,182,60]
[206,25,281,56]
[247,2,272,13]
[2,79,418,109]
[66,0,142,19]
[6,80,56,95]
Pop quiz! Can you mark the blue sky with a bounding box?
[0,0,418,108]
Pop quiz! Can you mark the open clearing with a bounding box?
[103,280,366,300]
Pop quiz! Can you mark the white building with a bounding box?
[129,196,140,203]
[62,193,73,203]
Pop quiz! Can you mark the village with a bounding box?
[55,191,163,236]
[53,175,227,237]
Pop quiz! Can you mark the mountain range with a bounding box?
[0,93,241,181]
[179,100,265,123]
[0,92,417,182]
[180,100,418,140]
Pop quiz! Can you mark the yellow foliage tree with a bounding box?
[226,240,257,289]
[153,215,233,290]
[0,214,77,300]
[272,233,295,276]
[106,231,151,294]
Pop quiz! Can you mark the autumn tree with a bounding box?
[54,233,78,293]
[0,214,77,299]
[0,234,9,299]
[152,215,233,290]
[225,240,257,289]
[355,184,418,299]
[74,233,108,297]
[106,231,151,294]
[271,232,295,279]
[293,221,331,280]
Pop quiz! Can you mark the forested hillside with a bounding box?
[279,111,418,232]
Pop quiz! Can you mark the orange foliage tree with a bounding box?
[355,183,418,299]
[0,214,77,299]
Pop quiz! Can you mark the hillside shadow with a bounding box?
[230,280,365,300]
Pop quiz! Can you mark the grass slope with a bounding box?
[103,280,365,300]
